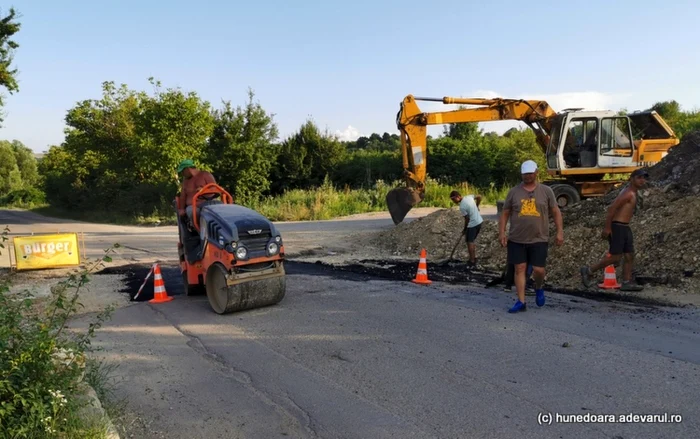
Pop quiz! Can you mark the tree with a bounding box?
[0,140,20,195]
[0,140,39,199]
[647,100,700,139]
[442,121,480,141]
[40,78,214,217]
[649,101,681,121]
[0,7,21,126]
[205,89,279,203]
[271,120,347,192]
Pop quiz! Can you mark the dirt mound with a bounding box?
[647,130,700,194]
[371,208,501,261]
[367,130,700,296]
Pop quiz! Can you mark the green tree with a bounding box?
[332,148,402,188]
[443,121,480,141]
[205,89,279,203]
[0,7,21,126]
[9,140,39,186]
[272,119,347,192]
[40,78,215,217]
[648,100,700,139]
[0,141,20,195]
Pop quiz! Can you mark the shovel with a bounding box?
[438,232,465,267]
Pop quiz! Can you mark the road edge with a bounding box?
[77,381,120,439]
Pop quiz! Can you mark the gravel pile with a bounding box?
[368,130,700,294]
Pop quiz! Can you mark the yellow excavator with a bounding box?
[386,94,679,224]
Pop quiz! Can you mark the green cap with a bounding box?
[177,159,195,174]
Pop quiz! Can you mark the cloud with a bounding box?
[334,125,363,141]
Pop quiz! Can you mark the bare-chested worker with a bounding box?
[176,159,216,224]
[580,168,648,291]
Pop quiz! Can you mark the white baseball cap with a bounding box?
[521,160,538,174]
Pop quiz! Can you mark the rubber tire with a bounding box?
[551,184,581,208]
[182,270,204,296]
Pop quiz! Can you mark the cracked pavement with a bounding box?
[73,263,700,439]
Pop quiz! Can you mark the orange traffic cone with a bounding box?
[598,263,621,289]
[412,249,432,285]
[150,263,174,303]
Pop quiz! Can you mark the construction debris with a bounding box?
[367,130,700,296]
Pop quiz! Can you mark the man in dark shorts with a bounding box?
[450,191,483,267]
[499,160,564,313]
[580,168,648,291]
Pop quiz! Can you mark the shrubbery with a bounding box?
[0,227,118,438]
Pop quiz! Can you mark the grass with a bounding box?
[2,178,512,225]
[247,178,510,222]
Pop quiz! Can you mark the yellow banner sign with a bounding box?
[13,233,81,270]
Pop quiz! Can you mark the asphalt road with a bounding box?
[1,207,491,265]
[4,208,700,438]
[79,262,700,439]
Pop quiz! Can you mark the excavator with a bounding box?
[386,94,679,224]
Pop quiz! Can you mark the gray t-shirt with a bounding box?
[503,183,557,244]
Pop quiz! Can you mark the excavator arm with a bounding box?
[387,94,558,224]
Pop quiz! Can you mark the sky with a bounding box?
[2,0,700,152]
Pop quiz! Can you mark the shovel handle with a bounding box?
[449,233,464,259]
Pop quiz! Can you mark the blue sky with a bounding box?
[2,0,700,152]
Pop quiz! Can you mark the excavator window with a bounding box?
[600,117,633,157]
[546,115,566,169]
[563,118,598,168]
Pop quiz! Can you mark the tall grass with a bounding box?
[21,177,511,224]
[247,177,510,222]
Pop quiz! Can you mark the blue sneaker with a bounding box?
[508,301,527,313]
[536,289,545,307]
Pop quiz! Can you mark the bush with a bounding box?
[0,187,46,207]
[0,228,119,438]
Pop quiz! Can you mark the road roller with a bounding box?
[174,183,286,314]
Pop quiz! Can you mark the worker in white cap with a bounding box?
[498,159,564,313]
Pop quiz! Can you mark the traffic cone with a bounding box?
[412,248,432,285]
[598,262,621,289]
[150,263,174,303]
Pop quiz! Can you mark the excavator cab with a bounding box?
[546,111,641,171]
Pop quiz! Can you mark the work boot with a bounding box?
[580,266,592,288]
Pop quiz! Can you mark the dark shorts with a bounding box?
[608,221,634,255]
[507,240,548,267]
[466,223,482,243]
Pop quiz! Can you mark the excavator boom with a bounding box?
[387,95,558,224]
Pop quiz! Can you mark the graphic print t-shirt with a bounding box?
[504,183,557,244]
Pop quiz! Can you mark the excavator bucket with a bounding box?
[386,187,423,225]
